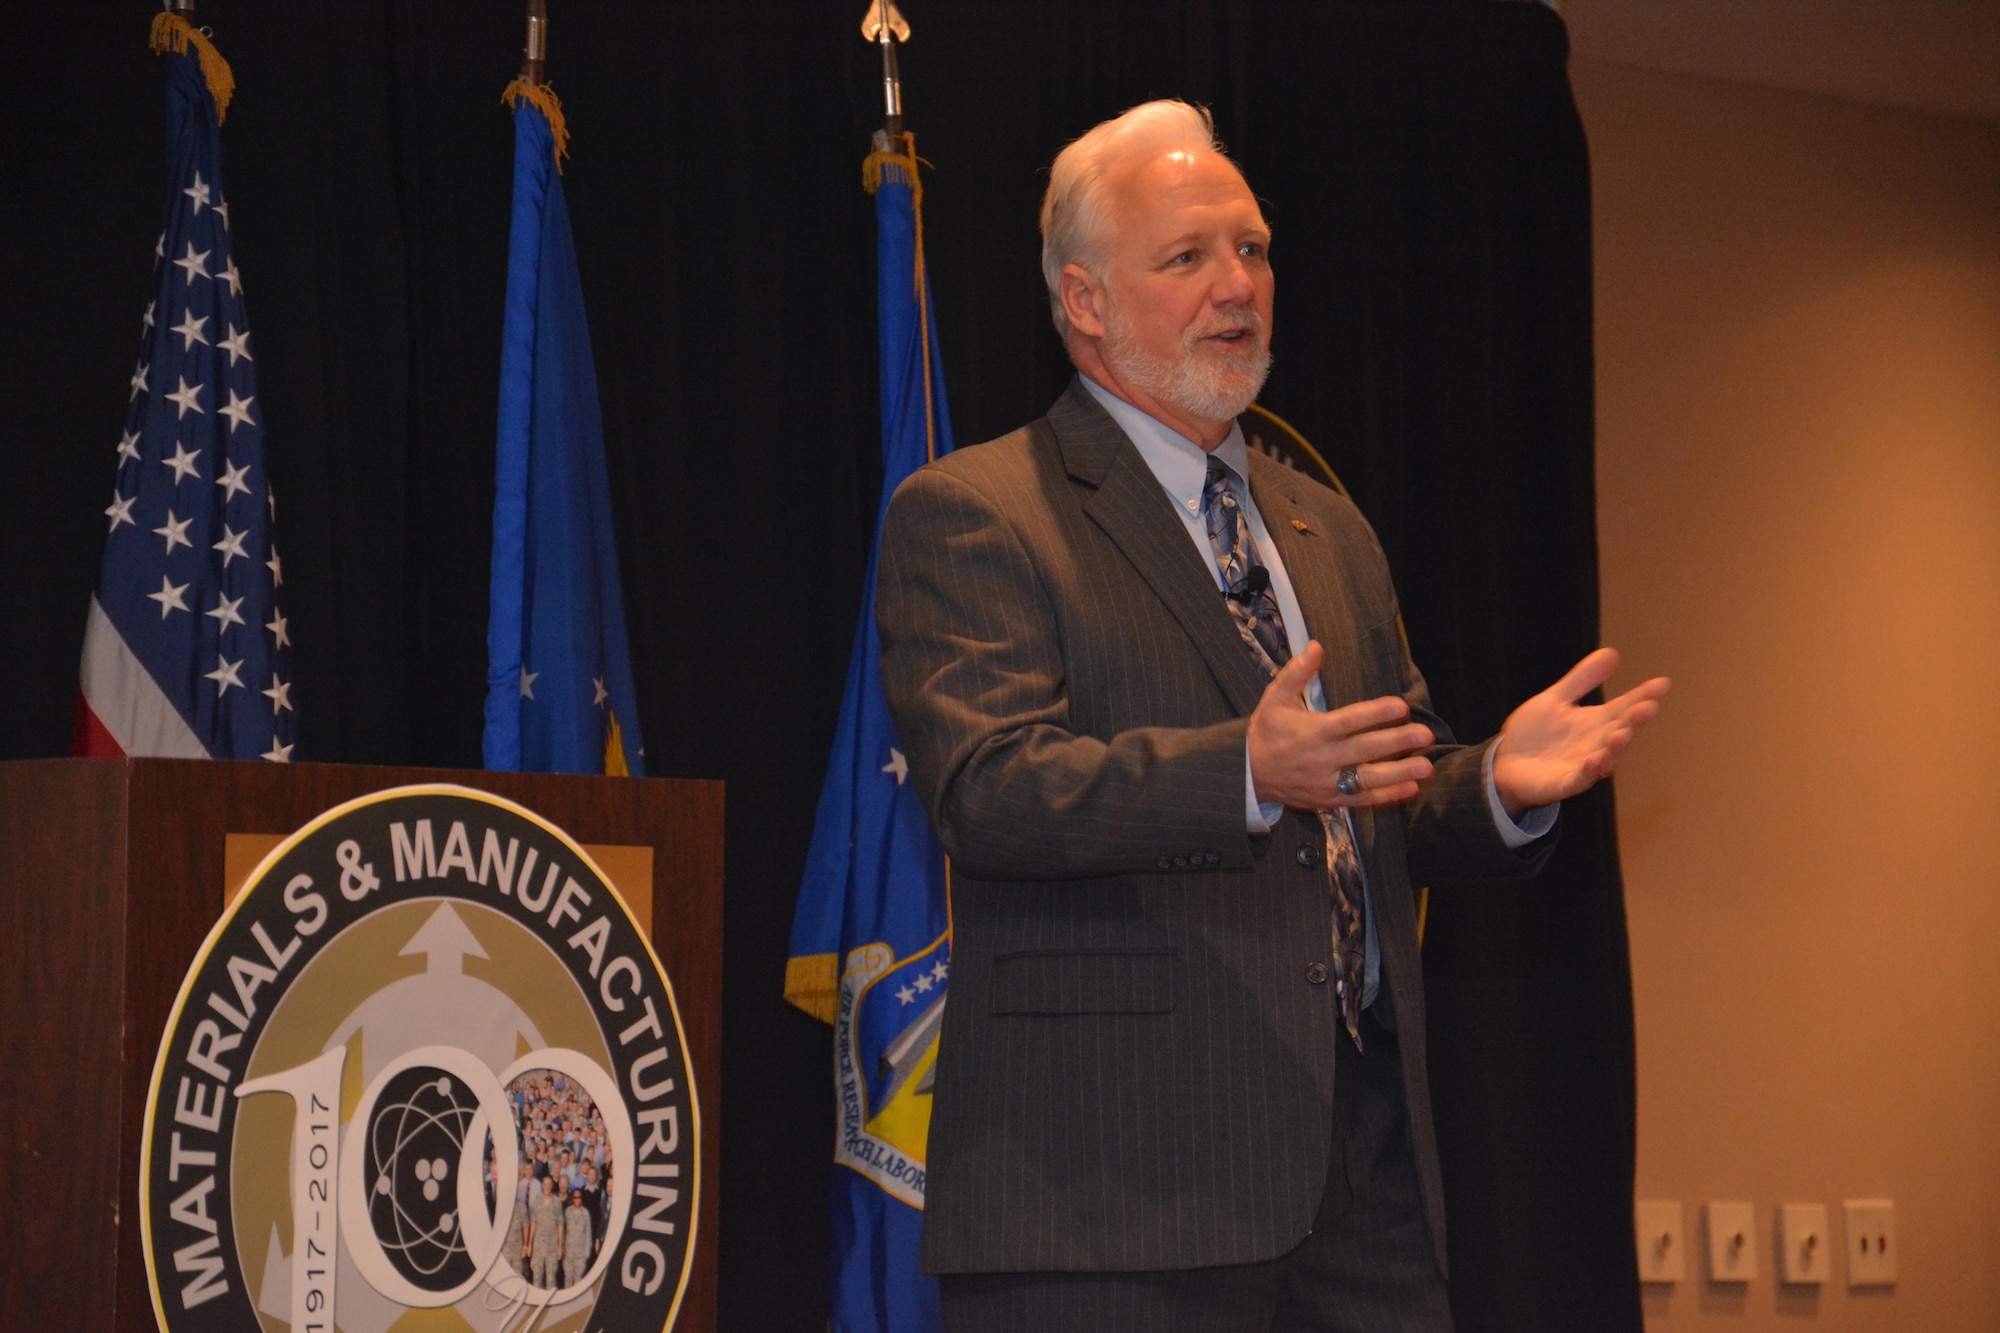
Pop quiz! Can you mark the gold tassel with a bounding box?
[502,78,571,172]
[149,12,236,124]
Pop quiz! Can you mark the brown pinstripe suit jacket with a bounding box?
[877,379,1551,1277]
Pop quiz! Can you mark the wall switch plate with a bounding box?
[1845,1199,1898,1285]
[1778,1203,1830,1284]
[1636,1200,1685,1282]
[1704,1201,1758,1282]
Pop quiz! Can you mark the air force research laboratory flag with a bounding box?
[483,83,645,778]
[75,20,296,763]
[786,137,954,1333]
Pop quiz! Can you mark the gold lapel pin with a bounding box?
[1290,518,1310,533]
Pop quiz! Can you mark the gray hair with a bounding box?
[1039,100,1230,340]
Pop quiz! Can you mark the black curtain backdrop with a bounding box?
[6,3,1639,1328]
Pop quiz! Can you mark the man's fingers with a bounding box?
[1336,721,1434,764]
[1321,692,1412,739]
[1262,640,1325,708]
[1343,755,1433,807]
[1549,646,1622,704]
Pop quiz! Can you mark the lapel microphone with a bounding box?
[1226,565,1272,604]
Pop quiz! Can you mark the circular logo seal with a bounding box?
[139,784,699,1333]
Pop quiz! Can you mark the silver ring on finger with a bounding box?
[1335,765,1362,797]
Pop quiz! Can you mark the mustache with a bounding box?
[1185,307,1266,345]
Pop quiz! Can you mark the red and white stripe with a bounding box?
[72,594,211,759]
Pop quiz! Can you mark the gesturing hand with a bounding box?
[1247,641,1437,812]
[1492,647,1670,818]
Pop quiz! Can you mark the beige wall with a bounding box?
[1575,60,2000,1330]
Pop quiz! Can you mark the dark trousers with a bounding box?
[938,1012,1453,1333]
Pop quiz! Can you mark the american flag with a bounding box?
[74,38,296,763]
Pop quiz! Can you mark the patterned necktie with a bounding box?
[1202,455,1369,1050]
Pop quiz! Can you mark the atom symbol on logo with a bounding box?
[363,1066,491,1292]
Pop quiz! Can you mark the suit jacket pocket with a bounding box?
[988,949,1180,1015]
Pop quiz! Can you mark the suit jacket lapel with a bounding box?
[1048,381,1269,718]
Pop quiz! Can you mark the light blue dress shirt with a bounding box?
[1079,376,1555,1007]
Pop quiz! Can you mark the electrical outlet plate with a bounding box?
[1845,1199,1897,1286]
[1636,1200,1685,1282]
[1778,1203,1830,1284]
[1704,1201,1758,1282]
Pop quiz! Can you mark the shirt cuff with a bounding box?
[1485,739,1557,848]
[1247,743,1283,833]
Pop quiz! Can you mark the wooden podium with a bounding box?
[0,758,723,1332]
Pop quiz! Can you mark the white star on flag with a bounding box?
[130,362,149,399]
[148,576,191,618]
[205,656,245,695]
[266,547,282,586]
[215,459,252,501]
[593,676,609,706]
[217,324,251,365]
[266,610,290,647]
[914,972,934,994]
[205,592,246,631]
[219,389,256,433]
[882,747,909,785]
[162,442,203,482]
[930,961,948,983]
[219,255,242,297]
[142,300,156,331]
[105,492,137,531]
[263,677,293,714]
[262,737,294,763]
[212,524,248,565]
[519,666,538,700]
[183,170,211,213]
[165,376,205,419]
[116,430,142,463]
[896,986,916,1005]
[172,241,211,284]
[170,309,209,350]
[153,511,193,554]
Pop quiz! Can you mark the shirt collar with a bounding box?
[1079,374,1250,518]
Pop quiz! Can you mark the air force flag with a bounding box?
[786,136,954,1333]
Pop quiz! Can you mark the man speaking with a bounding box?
[875,101,1667,1332]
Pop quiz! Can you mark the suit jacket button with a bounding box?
[1156,856,1173,871]
[1173,855,1188,869]
[1306,962,1330,985]
[1204,851,1220,865]
[1296,843,1321,869]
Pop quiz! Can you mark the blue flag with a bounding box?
[484,86,645,776]
[785,139,954,1333]
[76,19,297,764]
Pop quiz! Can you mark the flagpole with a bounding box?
[520,0,548,84]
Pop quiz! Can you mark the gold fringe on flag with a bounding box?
[502,78,571,172]
[149,11,236,124]
[861,139,924,208]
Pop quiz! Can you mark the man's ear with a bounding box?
[1060,263,1107,340]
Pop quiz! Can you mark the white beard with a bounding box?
[1101,300,1272,424]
